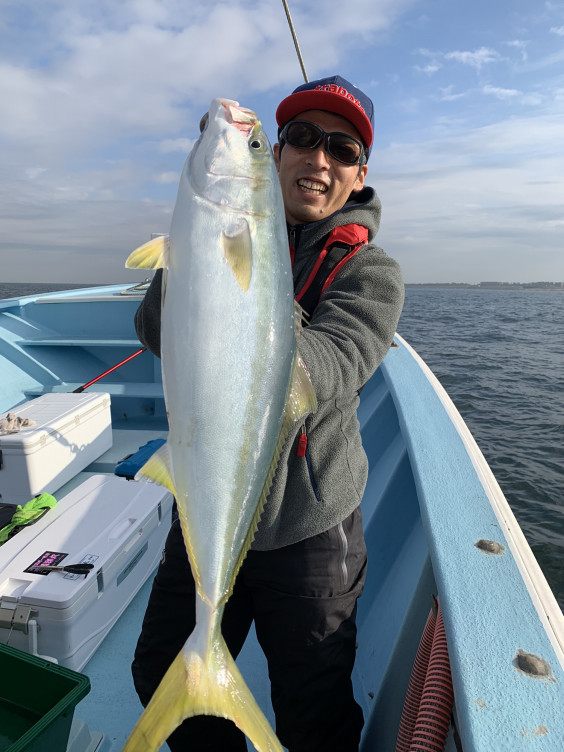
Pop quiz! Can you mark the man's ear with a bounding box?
[352,164,368,194]
[273,143,281,173]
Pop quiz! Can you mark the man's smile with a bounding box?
[297,178,328,195]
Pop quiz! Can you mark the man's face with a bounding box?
[273,109,368,226]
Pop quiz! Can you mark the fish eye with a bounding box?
[199,113,209,133]
[249,136,268,154]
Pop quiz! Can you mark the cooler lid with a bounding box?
[0,474,171,609]
[0,392,110,452]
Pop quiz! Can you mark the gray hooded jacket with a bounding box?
[134,185,404,550]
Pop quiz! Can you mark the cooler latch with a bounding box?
[0,602,36,635]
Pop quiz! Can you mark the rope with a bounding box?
[0,493,57,545]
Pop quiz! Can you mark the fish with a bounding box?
[122,98,317,751]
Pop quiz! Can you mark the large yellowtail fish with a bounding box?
[123,98,316,751]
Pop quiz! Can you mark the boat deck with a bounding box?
[2,287,563,751]
[66,368,427,751]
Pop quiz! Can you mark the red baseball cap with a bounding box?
[276,75,374,154]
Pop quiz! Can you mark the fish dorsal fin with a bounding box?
[126,235,170,270]
[220,219,252,291]
[135,440,176,496]
[221,351,317,605]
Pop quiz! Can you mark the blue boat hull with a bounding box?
[1,285,562,751]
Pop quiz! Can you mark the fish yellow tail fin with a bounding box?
[122,631,284,752]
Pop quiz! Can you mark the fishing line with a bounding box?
[281,0,308,83]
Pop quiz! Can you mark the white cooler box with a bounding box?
[0,474,173,670]
[0,392,112,504]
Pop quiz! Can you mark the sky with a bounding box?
[0,0,563,284]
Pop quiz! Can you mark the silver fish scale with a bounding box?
[161,99,295,609]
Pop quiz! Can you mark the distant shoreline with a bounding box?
[2,281,563,301]
[406,283,564,291]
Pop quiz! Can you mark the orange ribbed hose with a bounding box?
[395,600,454,752]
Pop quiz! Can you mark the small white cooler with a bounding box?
[0,392,113,504]
[0,474,173,670]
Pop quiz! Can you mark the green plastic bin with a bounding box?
[0,643,90,752]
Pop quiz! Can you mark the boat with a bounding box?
[0,282,562,752]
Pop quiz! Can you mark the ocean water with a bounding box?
[1,283,563,608]
[398,288,564,609]
[0,282,100,299]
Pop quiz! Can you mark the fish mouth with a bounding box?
[219,99,258,139]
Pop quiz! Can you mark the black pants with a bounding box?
[131,507,367,752]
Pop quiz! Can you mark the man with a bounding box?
[132,75,404,752]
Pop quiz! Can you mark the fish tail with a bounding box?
[122,630,284,752]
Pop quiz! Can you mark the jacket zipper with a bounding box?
[289,226,297,266]
[297,423,322,502]
[337,522,349,588]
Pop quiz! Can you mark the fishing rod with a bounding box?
[281,0,308,83]
[73,347,147,393]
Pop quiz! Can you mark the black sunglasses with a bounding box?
[279,120,366,166]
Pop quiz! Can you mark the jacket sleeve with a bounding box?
[134,269,163,358]
[297,245,404,401]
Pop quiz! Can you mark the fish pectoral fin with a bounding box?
[135,441,176,496]
[122,630,284,752]
[125,235,170,270]
[221,219,252,291]
[294,299,310,333]
[284,352,317,424]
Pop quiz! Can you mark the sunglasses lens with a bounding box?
[283,121,363,165]
[328,134,363,165]
[285,122,322,149]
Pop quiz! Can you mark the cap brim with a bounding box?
[276,90,373,149]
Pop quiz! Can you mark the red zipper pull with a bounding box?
[297,431,308,457]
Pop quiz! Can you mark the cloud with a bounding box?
[481,85,543,106]
[505,39,529,61]
[550,25,564,35]
[25,167,49,180]
[0,2,294,159]
[0,0,419,282]
[372,111,564,283]
[482,84,522,100]
[158,138,195,154]
[414,63,441,75]
[444,47,503,70]
[0,0,417,161]
[413,45,504,77]
[1,0,562,286]
[437,85,467,102]
[154,171,180,184]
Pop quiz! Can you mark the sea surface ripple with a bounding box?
[399,288,564,609]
